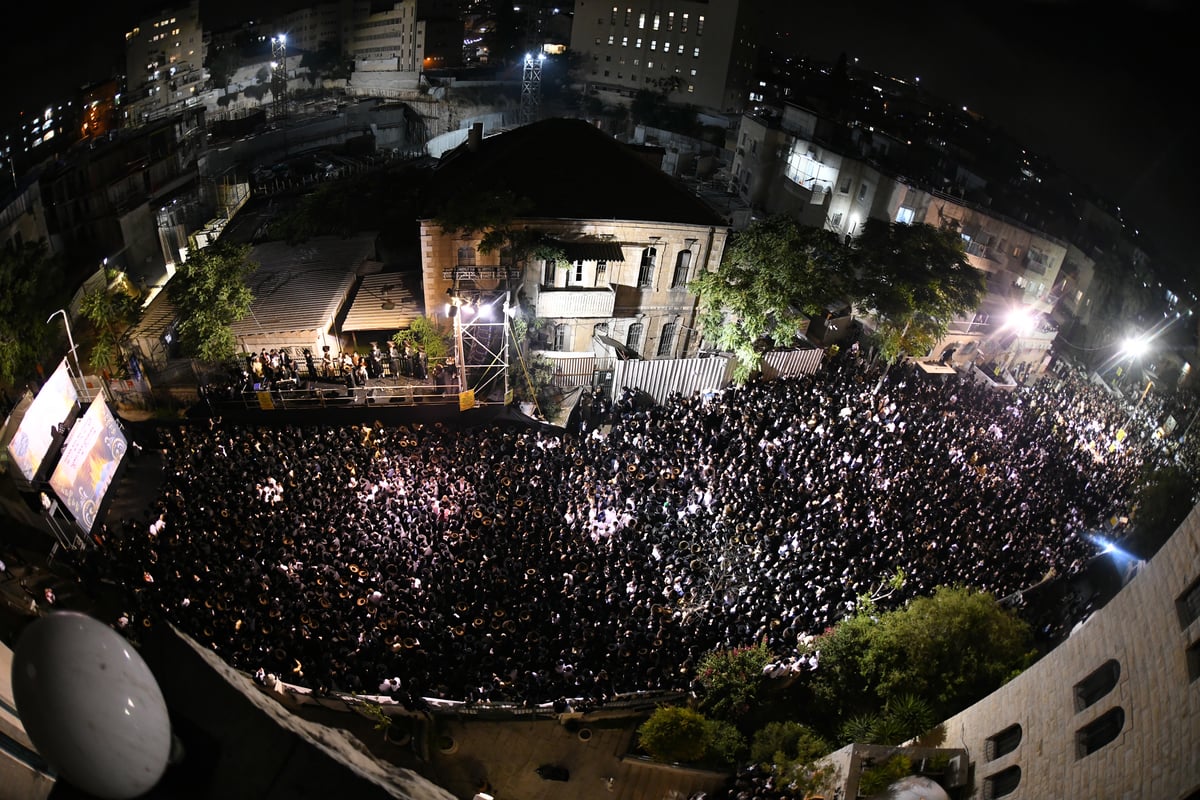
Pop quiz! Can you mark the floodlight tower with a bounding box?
[520,51,544,126]
[271,34,288,120]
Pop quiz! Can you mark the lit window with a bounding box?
[687,83,694,93]
[693,47,700,58]
[635,38,642,47]
[650,40,656,49]
[647,60,653,69]
[681,13,688,32]
[608,34,614,44]
[611,6,617,23]
[638,12,645,28]
[896,206,915,224]
[652,13,660,30]
[697,15,704,35]
[690,68,696,76]
[667,11,674,31]
[677,44,684,54]
[622,36,628,46]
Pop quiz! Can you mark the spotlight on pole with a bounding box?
[1121,336,1150,359]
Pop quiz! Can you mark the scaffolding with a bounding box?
[520,52,544,126]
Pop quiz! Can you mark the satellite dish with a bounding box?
[11,611,172,799]
[381,300,396,310]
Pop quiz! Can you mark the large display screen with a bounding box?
[48,399,127,533]
[7,360,78,481]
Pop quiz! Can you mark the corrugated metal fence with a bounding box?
[760,348,825,380]
[611,355,736,405]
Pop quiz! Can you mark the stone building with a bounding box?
[940,505,1200,799]
[419,118,730,363]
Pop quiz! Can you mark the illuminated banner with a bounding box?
[49,399,127,533]
[7,360,78,481]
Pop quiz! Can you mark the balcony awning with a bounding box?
[547,238,626,262]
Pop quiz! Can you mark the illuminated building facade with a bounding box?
[123,0,207,126]
[571,0,762,112]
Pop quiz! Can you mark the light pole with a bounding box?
[47,309,84,389]
[270,34,288,121]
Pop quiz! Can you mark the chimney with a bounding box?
[467,122,483,152]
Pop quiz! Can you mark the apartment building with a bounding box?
[348,0,462,70]
[571,0,762,112]
[123,0,207,126]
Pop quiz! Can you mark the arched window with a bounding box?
[1076,707,1124,758]
[637,247,657,287]
[984,765,1021,798]
[626,321,644,354]
[657,321,677,357]
[985,724,1022,761]
[457,246,476,266]
[554,324,569,351]
[671,249,692,288]
[1074,660,1120,712]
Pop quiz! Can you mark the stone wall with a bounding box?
[941,504,1200,798]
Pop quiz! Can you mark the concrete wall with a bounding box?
[942,504,1200,799]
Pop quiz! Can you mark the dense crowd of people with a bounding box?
[87,352,1169,709]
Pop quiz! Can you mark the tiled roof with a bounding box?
[423,118,727,227]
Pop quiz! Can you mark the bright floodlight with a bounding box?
[277,33,286,43]
[1121,336,1150,359]
[1004,306,1036,335]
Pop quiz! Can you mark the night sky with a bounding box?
[4,0,1194,281]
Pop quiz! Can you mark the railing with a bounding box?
[212,383,465,411]
[441,267,522,281]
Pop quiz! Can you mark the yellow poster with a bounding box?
[458,389,476,411]
[257,390,275,410]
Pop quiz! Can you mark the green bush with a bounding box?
[858,754,912,797]
[750,721,830,766]
[705,719,747,767]
[637,706,710,763]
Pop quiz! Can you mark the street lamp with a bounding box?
[47,308,84,387]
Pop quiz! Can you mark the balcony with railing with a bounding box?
[441,267,522,282]
[535,285,616,319]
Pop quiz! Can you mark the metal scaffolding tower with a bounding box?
[271,34,288,120]
[520,52,545,126]
[448,288,513,407]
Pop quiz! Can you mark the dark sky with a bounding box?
[4,1,1194,279]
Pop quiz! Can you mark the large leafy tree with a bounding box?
[691,216,848,381]
[168,244,256,362]
[79,284,142,375]
[852,218,986,363]
[0,241,64,387]
[806,585,1034,726]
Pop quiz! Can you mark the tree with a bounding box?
[692,216,849,381]
[637,706,746,766]
[750,721,833,794]
[1124,465,1197,558]
[206,47,240,94]
[851,218,986,363]
[392,316,452,362]
[806,586,1034,726]
[0,241,64,387]
[79,284,142,375]
[695,641,774,723]
[168,244,256,362]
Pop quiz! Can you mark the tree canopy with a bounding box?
[0,241,64,387]
[851,218,986,362]
[168,243,256,362]
[805,585,1034,723]
[691,216,848,381]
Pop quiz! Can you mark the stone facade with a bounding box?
[941,505,1200,799]
[420,218,727,360]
